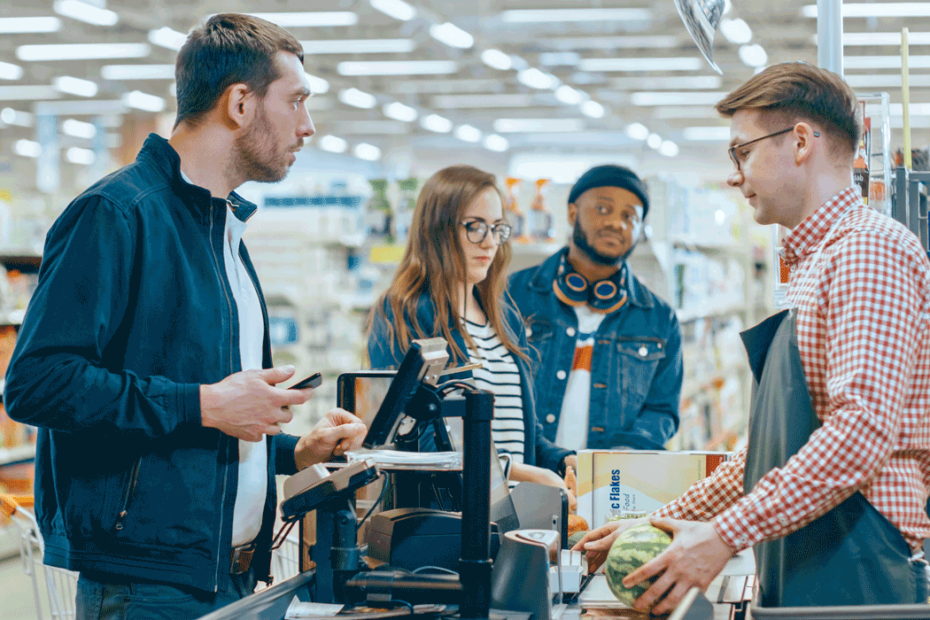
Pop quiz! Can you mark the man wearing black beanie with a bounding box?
[508,165,683,468]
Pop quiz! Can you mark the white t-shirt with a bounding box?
[463,319,526,465]
[554,306,606,452]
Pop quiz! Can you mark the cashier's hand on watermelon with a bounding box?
[624,517,733,616]
[571,517,647,573]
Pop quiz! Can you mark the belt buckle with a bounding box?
[230,542,256,575]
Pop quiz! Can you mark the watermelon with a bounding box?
[567,530,588,548]
[605,522,672,607]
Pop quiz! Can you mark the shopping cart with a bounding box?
[270,530,301,583]
[0,494,79,620]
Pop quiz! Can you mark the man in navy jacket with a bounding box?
[509,165,683,454]
[4,14,365,620]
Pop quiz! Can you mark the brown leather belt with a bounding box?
[230,541,257,575]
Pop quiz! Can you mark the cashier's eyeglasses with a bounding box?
[728,127,820,172]
[461,220,513,244]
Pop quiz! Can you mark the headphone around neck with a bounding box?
[553,253,628,314]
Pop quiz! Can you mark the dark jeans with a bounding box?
[76,570,257,620]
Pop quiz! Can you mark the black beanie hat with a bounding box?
[567,164,649,218]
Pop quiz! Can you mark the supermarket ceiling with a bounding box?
[0,0,927,174]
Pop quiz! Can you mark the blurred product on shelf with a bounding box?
[504,177,526,241]
[529,178,555,242]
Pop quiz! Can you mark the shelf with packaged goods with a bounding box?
[0,249,42,274]
[680,361,748,404]
[0,442,35,468]
[676,302,749,324]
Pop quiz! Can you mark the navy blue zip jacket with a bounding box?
[367,293,572,472]
[4,134,299,593]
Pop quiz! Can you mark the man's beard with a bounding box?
[572,217,638,266]
[231,105,289,185]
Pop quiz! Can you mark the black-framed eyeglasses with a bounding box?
[728,127,820,171]
[461,220,512,244]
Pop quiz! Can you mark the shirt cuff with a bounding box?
[712,504,764,552]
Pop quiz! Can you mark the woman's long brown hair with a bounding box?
[368,165,529,366]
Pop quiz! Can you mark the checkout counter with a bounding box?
[196,338,930,620]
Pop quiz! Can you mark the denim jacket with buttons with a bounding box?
[508,249,683,450]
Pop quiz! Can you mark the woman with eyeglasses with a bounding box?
[367,165,574,489]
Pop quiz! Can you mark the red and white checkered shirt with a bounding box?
[655,186,930,553]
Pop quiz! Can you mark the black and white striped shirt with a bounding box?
[464,318,526,465]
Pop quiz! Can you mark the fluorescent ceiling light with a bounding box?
[301,39,415,54]
[501,8,652,22]
[370,0,416,22]
[845,74,930,88]
[555,85,585,105]
[581,100,605,118]
[683,126,731,141]
[803,3,930,18]
[431,94,536,108]
[647,133,662,149]
[339,88,377,109]
[14,139,41,158]
[248,12,358,27]
[842,32,930,46]
[540,52,580,66]
[430,23,474,49]
[54,76,98,97]
[306,73,329,95]
[0,62,23,81]
[517,68,557,90]
[149,27,186,51]
[481,49,512,71]
[724,0,733,15]
[62,118,96,139]
[122,90,165,112]
[632,91,728,106]
[1,108,33,127]
[169,82,177,97]
[455,124,482,142]
[66,146,95,165]
[337,60,457,76]
[846,55,930,69]
[739,44,768,68]
[579,57,703,72]
[420,114,453,133]
[0,17,62,33]
[720,18,752,44]
[551,36,678,50]
[890,103,930,116]
[659,140,679,157]
[18,43,150,61]
[102,64,174,80]
[494,118,584,133]
[484,134,510,152]
[626,123,650,140]
[318,135,347,153]
[0,86,61,100]
[610,76,722,90]
[354,143,381,161]
[653,107,719,119]
[383,101,417,122]
[54,0,118,26]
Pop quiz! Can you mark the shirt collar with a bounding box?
[781,186,862,267]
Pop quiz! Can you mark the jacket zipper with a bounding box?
[208,200,235,592]
[113,457,142,531]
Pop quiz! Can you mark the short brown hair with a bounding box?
[715,62,862,158]
[174,13,304,127]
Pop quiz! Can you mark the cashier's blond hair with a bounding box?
[715,62,863,164]
[368,165,528,366]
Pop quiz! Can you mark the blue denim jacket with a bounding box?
[367,293,573,472]
[508,249,683,450]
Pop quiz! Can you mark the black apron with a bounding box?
[740,307,924,606]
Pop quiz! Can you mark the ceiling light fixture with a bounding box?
[842,32,930,46]
[659,140,680,157]
[625,123,650,140]
[122,90,165,112]
[610,76,723,90]
[53,0,118,26]
[354,143,381,161]
[803,3,930,18]
[517,68,556,90]
[62,118,96,139]
[0,86,61,100]
[0,17,62,33]
[845,55,930,69]
[551,35,678,50]
[481,49,513,71]
[101,64,175,80]
[1,108,33,127]
[501,8,652,22]
[383,101,418,122]
[844,74,930,88]
[148,27,186,51]
[247,12,358,27]
[54,76,98,97]
[337,60,457,76]
[454,124,482,142]
[14,139,41,158]
[18,43,150,61]
[429,22,474,49]
[370,0,416,22]
[632,91,729,106]
[0,62,24,81]
[578,57,704,72]
[318,135,348,153]
[483,134,510,152]
[494,118,584,133]
[683,126,731,141]
[555,85,585,105]
[581,100,605,118]
[420,114,453,133]
[306,73,329,95]
[66,146,95,165]
[738,44,768,68]
[338,88,377,109]
[540,52,581,66]
[301,39,415,54]
[720,18,752,44]
[647,133,662,149]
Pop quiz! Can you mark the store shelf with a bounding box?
[0,250,42,274]
[676,302,748,324]
[680,362,747,403]
[0,443,35,468]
